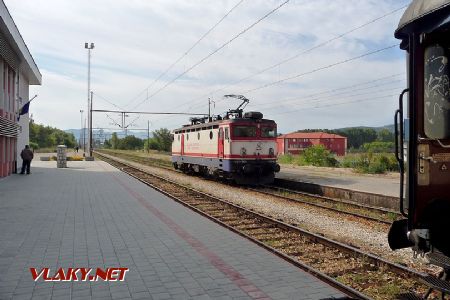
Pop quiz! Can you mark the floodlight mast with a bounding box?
[85,42,95,156]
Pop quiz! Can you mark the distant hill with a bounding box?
[334,124,395,133]
[65,129,151,141]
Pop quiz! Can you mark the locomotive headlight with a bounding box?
[269,147,274,156]
[240,147,247,156]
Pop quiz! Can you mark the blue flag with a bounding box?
[17,101,30,121]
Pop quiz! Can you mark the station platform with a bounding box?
[277,165,400,198]
[0,160,346,300]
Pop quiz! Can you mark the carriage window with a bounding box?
[197,132,200,140]
[261,127,277,138]
[209,131,213,139]
[233,126,256,137]
[424,43,450,139]
[187,134,189,141]
[178,135,180,141]
[225,128,229,139]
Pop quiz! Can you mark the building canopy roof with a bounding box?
[277,132,346,140]
[0,1,41,85]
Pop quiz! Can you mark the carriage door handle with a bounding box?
[419,152,437,174]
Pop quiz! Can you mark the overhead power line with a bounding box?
[269,93,398,116]
[131,0,291,110]
[243,44,399,94]
[167,5,407,112]
[124,0,246,109]
[140,72,405,127]
[94,92,126,111]
[256,77,405,109]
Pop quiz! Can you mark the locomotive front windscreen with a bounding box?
[261,126,277,137]
[424,40,450,139]
[233,126,257,137]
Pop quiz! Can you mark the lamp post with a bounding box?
[85,42,94,156]
[79,109,84,151]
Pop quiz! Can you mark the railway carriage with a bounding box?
[388,0,450,295]
[171,110,280,185]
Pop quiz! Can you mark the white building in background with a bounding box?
[0,0,41,177]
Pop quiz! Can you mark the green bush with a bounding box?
[302,145,339,167]
[347,152,398,174]
[278,154,294,164]
[362,141,395,153]
[29,142,39,150]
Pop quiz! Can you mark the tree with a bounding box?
[29,122,76,148]
[144,138,159,151]
[111,132,119,149]
[336,128,377,149]
[119,135,144,150]
[103,139,112,149]
[152,128,172,152]
[377,128,394,142]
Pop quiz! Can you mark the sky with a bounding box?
[5,0,411,135]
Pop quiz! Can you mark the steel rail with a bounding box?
[245,186,397,225]
[98,150,400,225]
[96,151,428,299]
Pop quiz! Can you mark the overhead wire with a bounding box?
[124,0,247,109]
[268,93,399,117]
[242,44,399,94]
[254,73,404,107]
[131,0,291,110]
[254,78,405,110]
[158,4,408,113]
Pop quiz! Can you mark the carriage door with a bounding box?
[181,134,185,156]
[218,128,224,158]
[417,42,450,207]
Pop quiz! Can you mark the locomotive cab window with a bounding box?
[261,126,276,138]
[225,128,229,139]
[233,126,256,137]
[424,38,450,139]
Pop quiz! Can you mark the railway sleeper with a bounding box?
[236,224,266,231]
[242,227,283,235]
[253,235,287,242]
[226,220,261,227]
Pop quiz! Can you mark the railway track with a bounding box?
[248,185,401,225]
[97,150,400,226]
[96,151,430,300]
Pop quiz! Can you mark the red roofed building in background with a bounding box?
[277,132,347,156]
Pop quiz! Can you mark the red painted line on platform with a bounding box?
[105,166,271,299]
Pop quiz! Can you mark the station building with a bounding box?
[277,132,347,156]
[0,1,41,178]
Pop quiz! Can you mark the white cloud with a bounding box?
[5,0,411,133]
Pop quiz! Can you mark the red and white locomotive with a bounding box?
[171,96,280,184]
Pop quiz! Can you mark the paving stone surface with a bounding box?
[0,160,347,299]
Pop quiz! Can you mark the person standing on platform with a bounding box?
[20,145,34,175]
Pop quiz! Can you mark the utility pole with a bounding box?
[208,98,211,121]
[84,117,87,152]
[89,91,93,156]
[147,120,150,153]
[79,109,84,149]
[85,42,94,156]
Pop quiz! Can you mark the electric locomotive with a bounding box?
[388,0,450,291]
[171,95,280,184]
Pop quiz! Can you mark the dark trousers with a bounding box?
[21,160,31,174]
